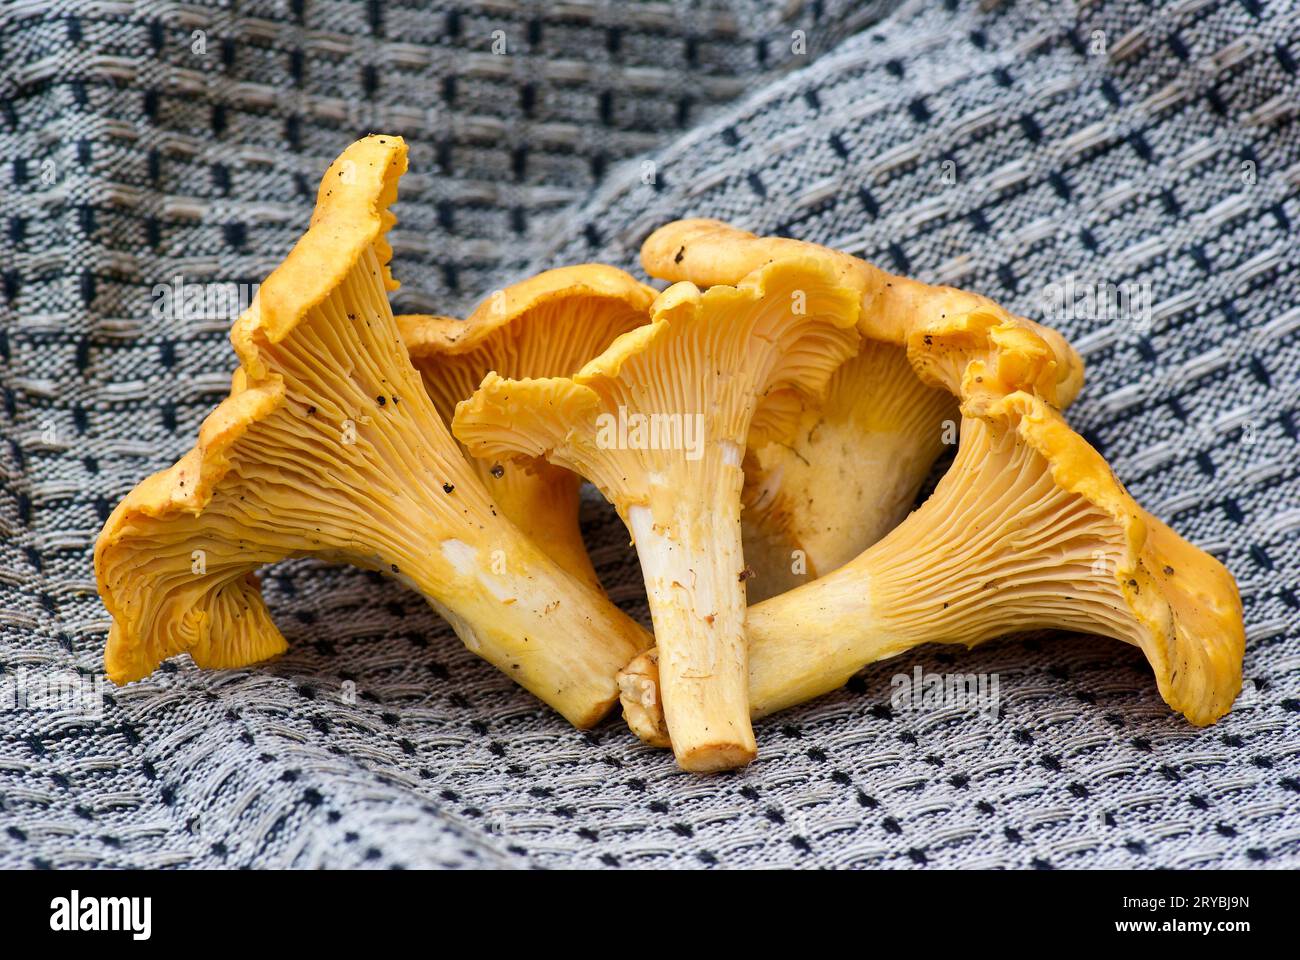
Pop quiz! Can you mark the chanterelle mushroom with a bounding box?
[454,258,861,770]
[95,135,651,727]
[642,219,1084,601]
[619,386,1245,745]
[396,266,656,591]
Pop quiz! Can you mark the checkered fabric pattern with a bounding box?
[0,0,1296,869]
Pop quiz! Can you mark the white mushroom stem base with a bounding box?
[625,454,756,771]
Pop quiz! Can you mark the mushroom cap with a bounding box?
[103,376,287,526]
[641,218,1084,408]
[233,134,408,377]
[96,378,291,683]
[99,135,407,541]
[979,390,1245,725]
[577,260,860,447]
[94,137,411,685]
[397,264,657,360]
[641,219,1085,603]
[451,255,862,514]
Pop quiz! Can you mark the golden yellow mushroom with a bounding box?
[642,219,1084,600]
[620,386,1245,745]
[95,135,651,728]
[397,266,656,590]
[454,257,861,771]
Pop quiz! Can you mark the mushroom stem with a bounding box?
[744,462,1142,716]
[473,458,601,591]
[626,445,755,771]
[413,523,642,728]
[619,558,908,745]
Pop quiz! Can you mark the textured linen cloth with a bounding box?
[0,0,1297,869]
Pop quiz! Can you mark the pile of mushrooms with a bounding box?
[97,135,1246,772]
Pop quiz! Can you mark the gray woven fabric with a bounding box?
[1,0,1296,869]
